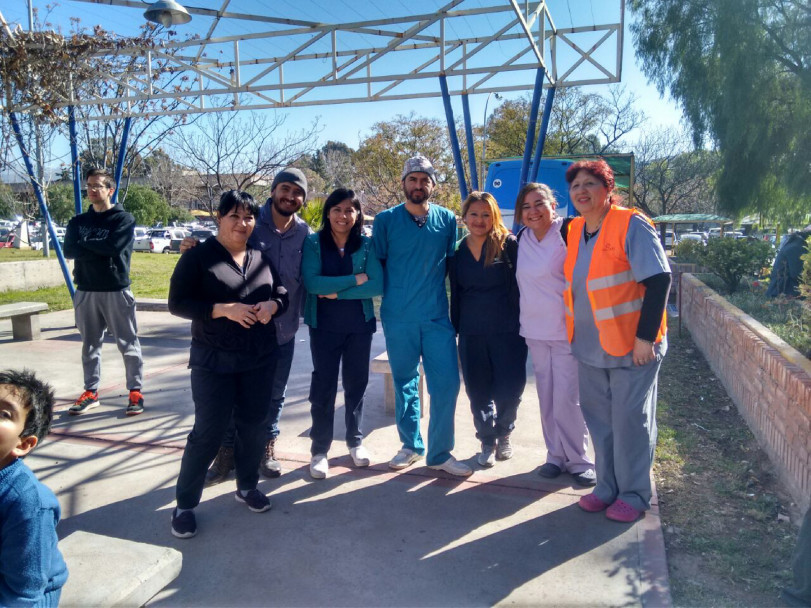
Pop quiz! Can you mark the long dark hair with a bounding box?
[320,187,363,254]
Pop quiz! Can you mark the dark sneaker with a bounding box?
[205,446,235,486]
[171,508,197,539]
[126,390,144,416]
[259,439,282,478]
[234,489,272,513]
[69,390,100,415]
[538,463,563,478]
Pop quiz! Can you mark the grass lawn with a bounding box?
[0,251,179,311]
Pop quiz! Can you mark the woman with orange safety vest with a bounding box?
[563,159,671,523]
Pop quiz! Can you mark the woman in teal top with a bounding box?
[301,188,383,479]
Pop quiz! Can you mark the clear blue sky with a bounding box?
[2,0,684,167]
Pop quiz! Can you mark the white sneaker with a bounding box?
[309,453,328,479]
[429,456,473,477]
[388,448,423,470]
[350,445,371,467]
[477,444,496,468]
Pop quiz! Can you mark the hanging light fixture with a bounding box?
[143,0,192,26]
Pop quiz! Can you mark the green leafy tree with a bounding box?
[305,141,355,191]
[45,184,78,225]
[673,238,705,265]
[485,86,644,160]
[121,185,170,226]
[352,113,460,213]
[0,181,17,219]
[629,0,811,218]
[698,237,773,293]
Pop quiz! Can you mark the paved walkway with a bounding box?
[1,310,671,607]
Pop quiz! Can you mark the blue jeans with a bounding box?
[220,338,295,447]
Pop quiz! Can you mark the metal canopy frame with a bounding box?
[0,0,623,120]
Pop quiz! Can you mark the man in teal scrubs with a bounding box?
[372,155,471,477]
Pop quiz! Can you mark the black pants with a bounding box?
[458,332,527,447]
[176,359,276,509]
[308,328,373,455]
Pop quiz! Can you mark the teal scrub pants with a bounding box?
[382,317,460,466]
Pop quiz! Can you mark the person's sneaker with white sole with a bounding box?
[429,455,473,477]
[234,489,272,513]
[349,445,371,467]
[477,443,496,468]
[388,448,423,470]
[310,453,329,479]
[171,508,197,539]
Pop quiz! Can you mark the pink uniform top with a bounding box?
[516,216,568,341]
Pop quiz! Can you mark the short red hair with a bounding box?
[565,159,615,193]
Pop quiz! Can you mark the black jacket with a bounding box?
[63,204,135,291]
[168,238,289,360]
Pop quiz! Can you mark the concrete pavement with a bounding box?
[1,309,671,607]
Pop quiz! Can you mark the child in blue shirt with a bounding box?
[0,369,68,606]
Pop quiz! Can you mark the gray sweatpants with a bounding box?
[577,357,662,512]
[74,289,143,392]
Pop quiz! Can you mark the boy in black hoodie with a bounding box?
[63,168,144,416]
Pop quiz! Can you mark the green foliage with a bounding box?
[673,238,705,264]
[697,237,773,293]
[799,236,811,300]
[0,181,17,219]
[352,113,459,212]
[121,185,170,226]
[168,207,194,223]
[299,199,324,231]
[45,184,77,224]
[629,0,810,219]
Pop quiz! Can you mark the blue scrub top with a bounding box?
[372,203,457,323]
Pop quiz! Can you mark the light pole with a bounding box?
[480,92,502,186]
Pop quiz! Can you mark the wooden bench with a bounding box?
[370,351,424,417]
[0,302,49,340]
[59,530,182,607]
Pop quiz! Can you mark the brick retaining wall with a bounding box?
[679,273,811,513]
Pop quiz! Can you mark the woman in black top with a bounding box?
[301,188,383,479]
[168,190,289,539]
[449,191,527,468]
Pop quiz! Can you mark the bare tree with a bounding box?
[168,108,319,215]
[632,126,719,217]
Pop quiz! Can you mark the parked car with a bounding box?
[170,230,192,253]
[678,232,707,245]
[134,226,149,240]
[0,233,16,248]
[134,228,188,253]
[191,228,216,243]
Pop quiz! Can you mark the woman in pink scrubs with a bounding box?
[514,183,595,486]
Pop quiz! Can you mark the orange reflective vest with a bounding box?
[563,205,667,357]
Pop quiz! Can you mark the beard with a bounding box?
[405,188,430,205]
[272,198,298,217]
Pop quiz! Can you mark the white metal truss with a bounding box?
[0,0,623,121]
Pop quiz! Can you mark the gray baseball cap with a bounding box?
[401,155,437,184]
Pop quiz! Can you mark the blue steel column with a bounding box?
[111,116,132,205]
[460,93,479,191]
[68,106,83,215]
[530,86,557,181]
[519,68,545,186]
[439,75,468,201]
[9,112,75,297]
